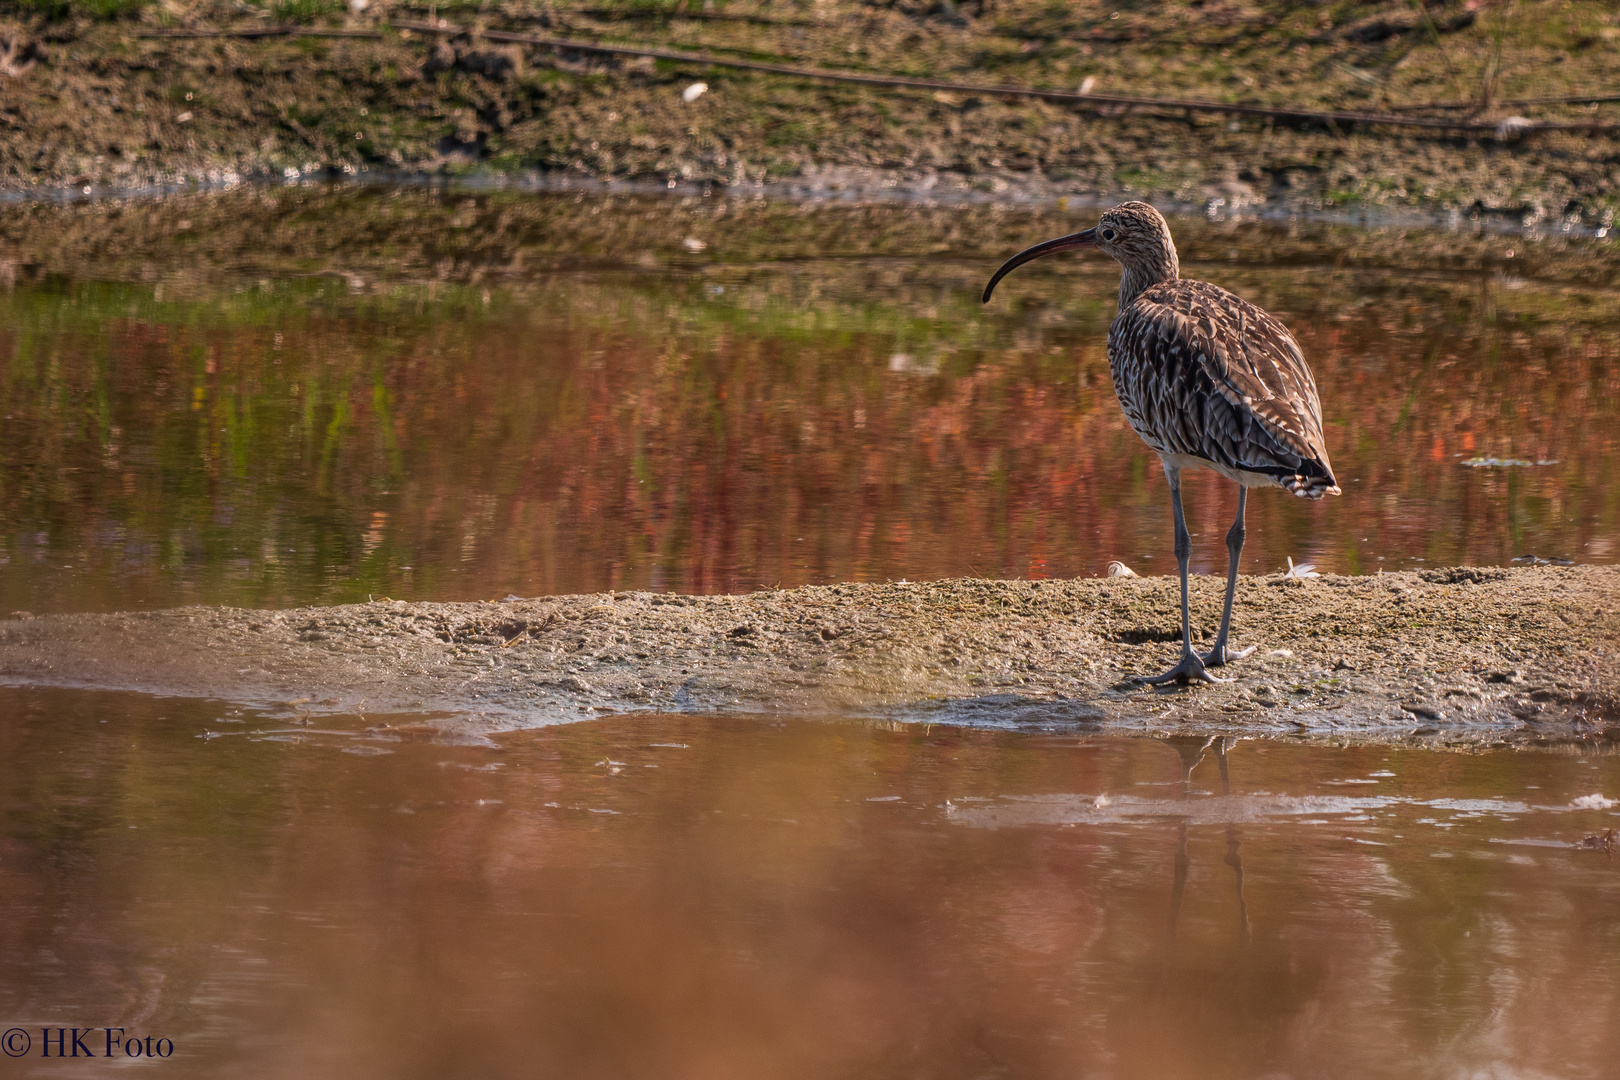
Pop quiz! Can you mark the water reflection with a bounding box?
[1,686,1616,1079]
[0,188,1616,614]
[1163,737,1250,947]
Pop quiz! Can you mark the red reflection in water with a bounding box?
[1,203,1616,614]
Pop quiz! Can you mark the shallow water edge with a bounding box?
[14,169,1616,241]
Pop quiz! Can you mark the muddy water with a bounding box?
[0,685,1616,1079]
[1,188,1617,615]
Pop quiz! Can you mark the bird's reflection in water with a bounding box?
[1165,735,1250,946]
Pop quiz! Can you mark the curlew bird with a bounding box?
[983,202,1339,684]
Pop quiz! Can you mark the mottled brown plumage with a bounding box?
[1111,276,1338,498]
[983,201,1338,684]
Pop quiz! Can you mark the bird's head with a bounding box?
[981,201,1179,304]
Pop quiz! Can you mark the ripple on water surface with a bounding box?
[1,685,1617,1078]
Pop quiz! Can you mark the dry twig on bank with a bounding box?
[134,19,1620,138]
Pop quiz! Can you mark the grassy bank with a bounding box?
[1,0,1619,214]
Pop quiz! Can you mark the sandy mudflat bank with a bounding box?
[1,566,1615,746]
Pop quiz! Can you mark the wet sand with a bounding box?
[2,565,1614,745]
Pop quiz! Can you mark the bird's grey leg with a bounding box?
[1203,488,1256,668]
[1140,463,1225,686]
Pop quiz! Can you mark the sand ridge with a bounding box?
[1,565,1614,745]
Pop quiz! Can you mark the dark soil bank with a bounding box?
[6,1,1620,218]
[3,566,1615,745]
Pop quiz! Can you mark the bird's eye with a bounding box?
[1101,228,1117,241]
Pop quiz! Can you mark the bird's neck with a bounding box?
[1118,253,1179,308]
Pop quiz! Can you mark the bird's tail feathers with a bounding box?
[1284,474,1341,499]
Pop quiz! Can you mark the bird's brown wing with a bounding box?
[1109,279,1336,493]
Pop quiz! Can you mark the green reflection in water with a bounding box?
[0,188,1616,614]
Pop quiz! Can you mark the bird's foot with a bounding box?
[1201,642,1256,668]
[1136,650,1229,687]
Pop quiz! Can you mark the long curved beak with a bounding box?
[981,228,1098,303]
